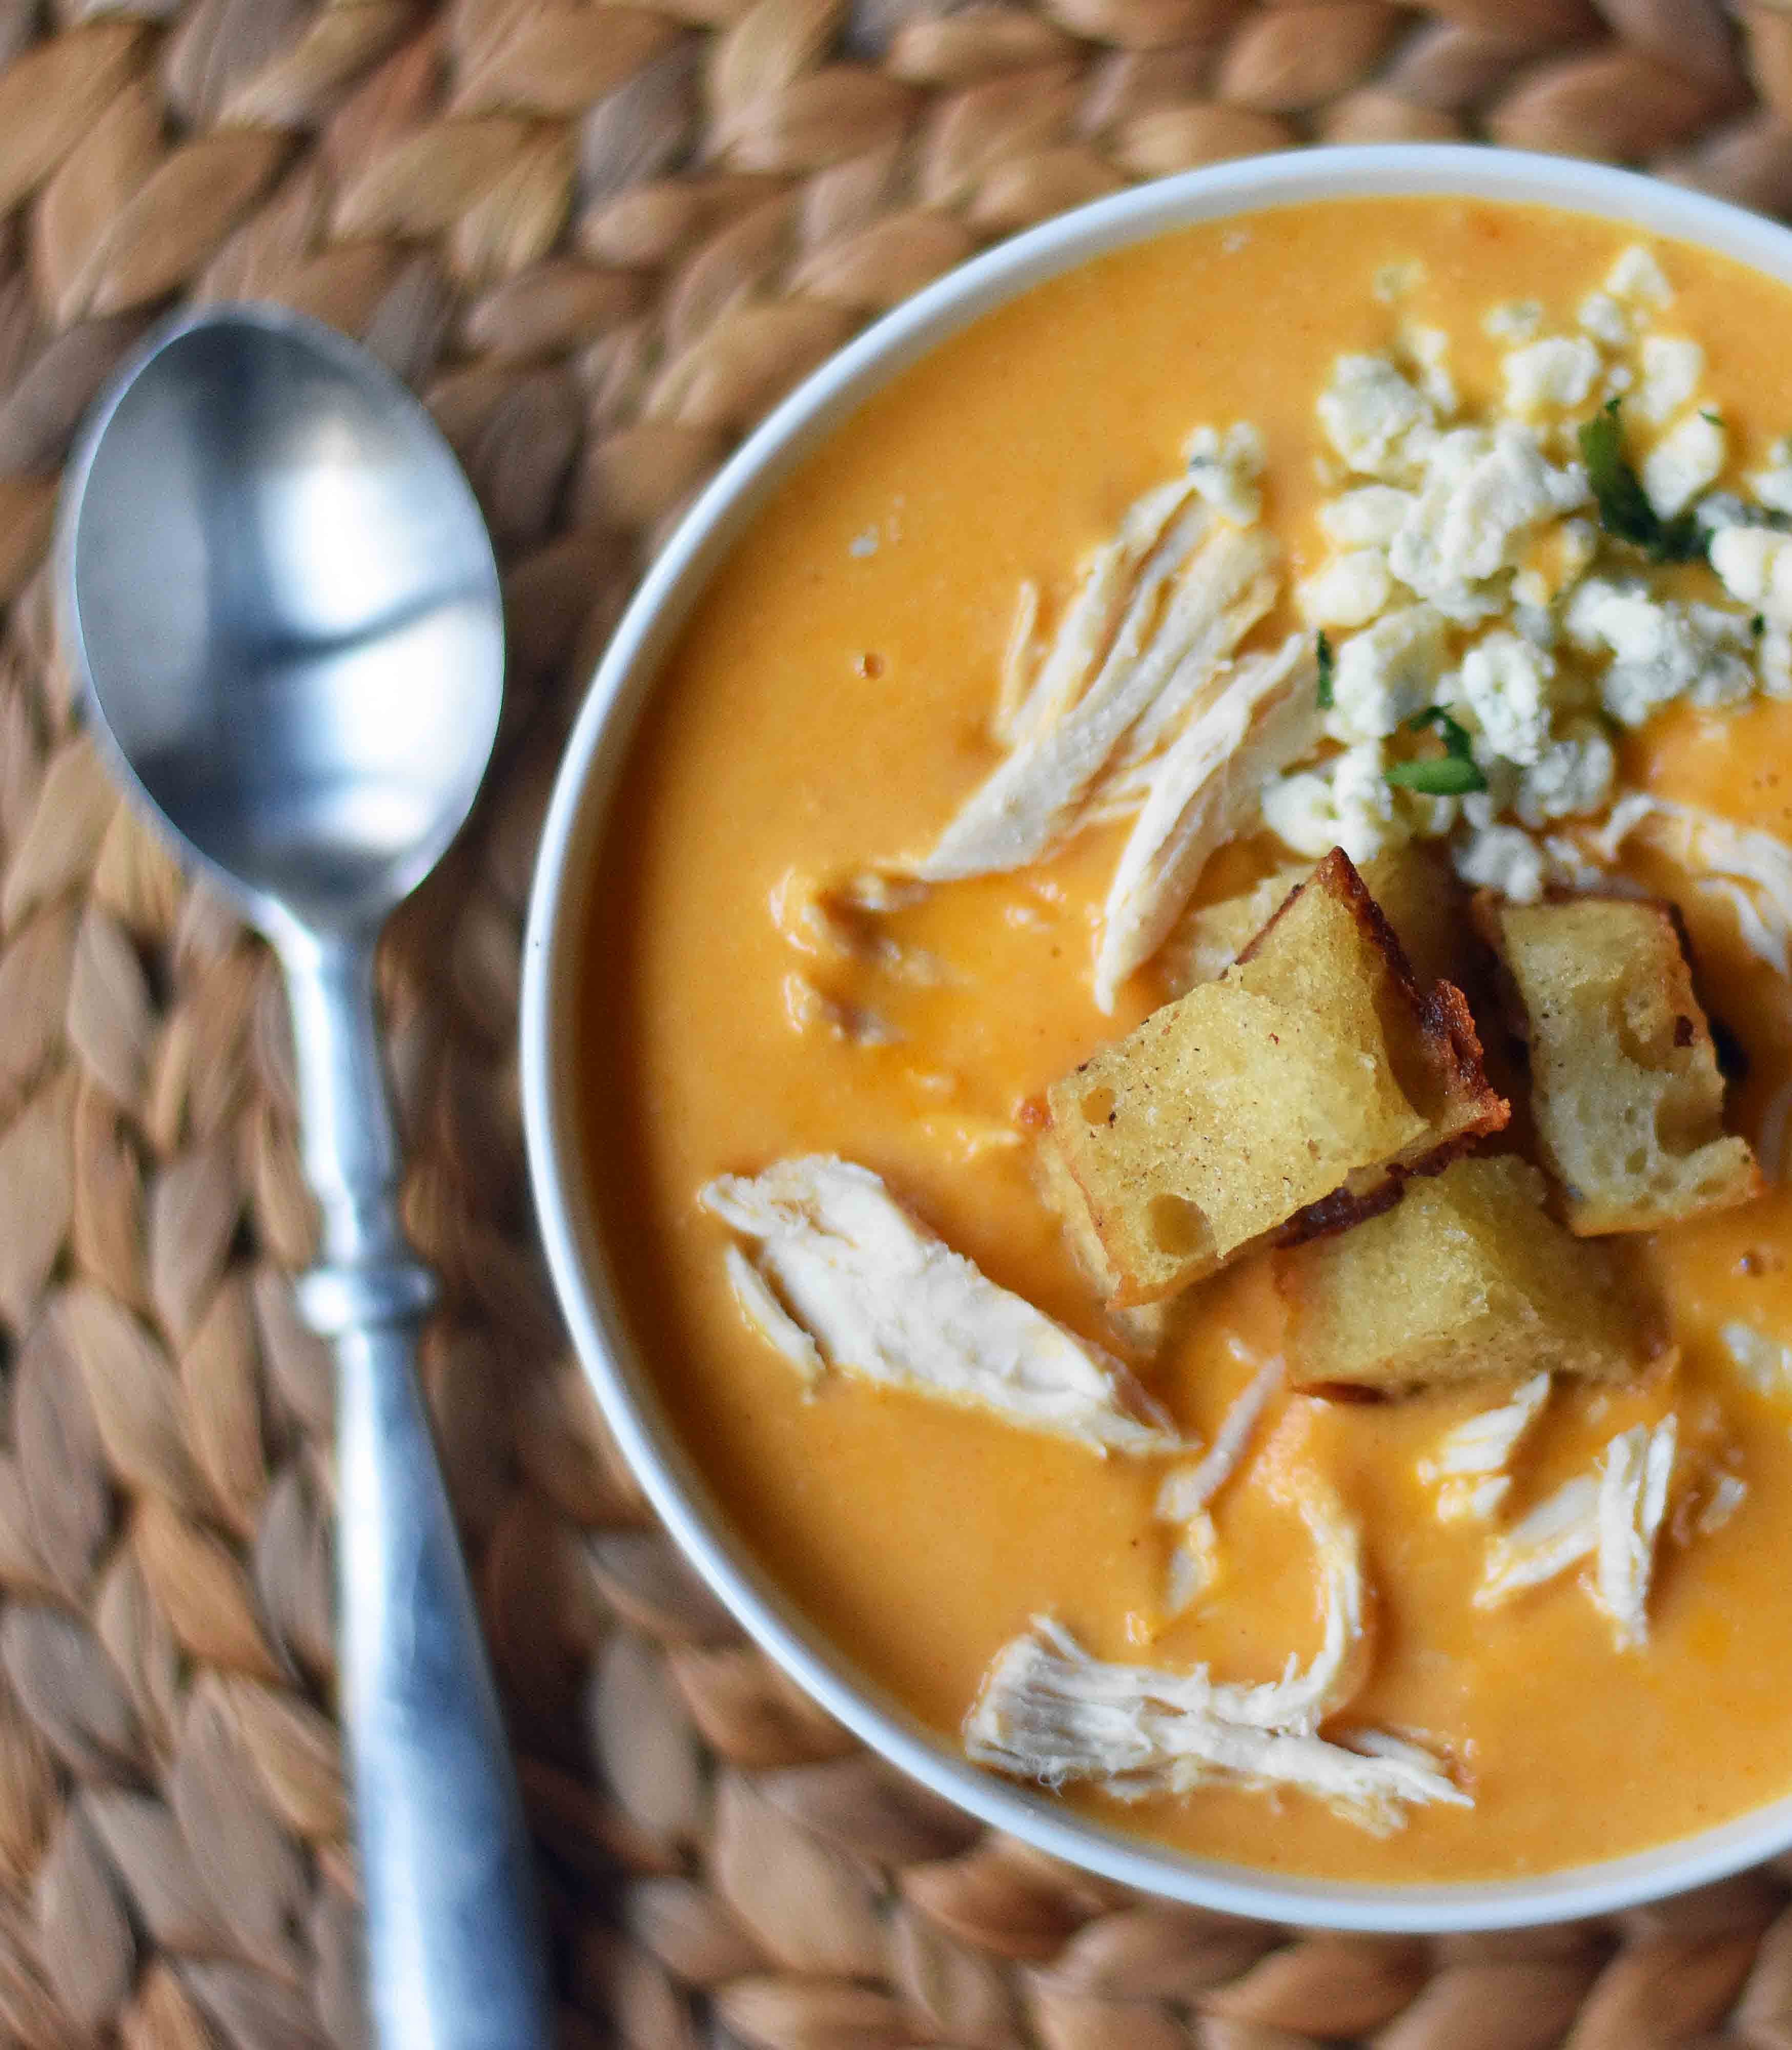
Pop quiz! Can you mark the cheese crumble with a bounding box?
[1259,243,1792,894]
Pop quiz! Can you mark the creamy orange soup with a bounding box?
[579,197,1792,1883]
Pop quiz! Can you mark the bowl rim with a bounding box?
[521,142,1792,1931]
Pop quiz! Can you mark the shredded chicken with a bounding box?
[1164,1510,1220,1616]
[917,519,1278,884]
[1418,1373,1551,1523]
[771,872,946,985]
[1475,1475,1599,1607]
[966,1486,1468,1833]
[723,1244,821,1382]
[1593,1417,1676,1651]
[992,580,1041,746]
[1156,1347,1287,1523]
[1581,794,1792,976]
[1475,1414,1679,1646]
[1723,1318,1792,1398]
[1696,1471,1747,1535]
[782,973,897,1046]
[703,1156,1183,1455]
[1005,478,1199,752]
[1153,1346,1283,1621]
[1094,636,1320,1011]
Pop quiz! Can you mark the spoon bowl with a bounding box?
[62,305,503,936]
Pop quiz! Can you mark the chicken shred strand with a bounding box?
[1156,1347,1287,1523]
[966,1485,1468,1833]
[918,522,1277,885]
[1418,1373,1551,1524]
[1095,634,1319,1009]
[703,1156,1184,1456]
[1594,1417,1677,1650]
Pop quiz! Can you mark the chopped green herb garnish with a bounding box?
[1384,754,1488,796]
[1386,704,1489,796]
[1755,612,1768,638]
[1316,630,1334,711]
[1407,704,1477,751]
[1577,398,1705,562]
[1701,408,1723,425]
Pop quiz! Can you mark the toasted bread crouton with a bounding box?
[1278,1156,1655,1393]
[1163,846,1484,1000]
[1160,865,1312,991]
[1358,845,1486,1001]
[1034,1139,1171,1354]
[1476,894,1762,1235]
[1044,850,1508,1306]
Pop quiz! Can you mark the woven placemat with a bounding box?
[6,3,1792,2046]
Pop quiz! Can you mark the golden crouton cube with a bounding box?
[1278,1155,1657,1392]
[1044,850,1508,1306]
[1165,845,1488,1003]
[1034,1139,1171,1355]
[1477,893,1761,1235]
[1160,865,1312,991]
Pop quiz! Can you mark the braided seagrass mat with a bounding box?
[11,3,1792,2047]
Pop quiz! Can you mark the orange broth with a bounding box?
[578,196,1792,1882]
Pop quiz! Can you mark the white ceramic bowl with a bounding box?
[522,143,1792,1930]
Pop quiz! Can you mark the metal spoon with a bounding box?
[58,303,553,2050]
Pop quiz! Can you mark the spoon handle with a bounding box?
[282,932,554,2050]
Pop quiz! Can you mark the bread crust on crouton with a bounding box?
[1248,853,1507,1227]
[1475,890,1762,1236]
[1042,850,1508,1308]
[1278,1155,1663,1393]
[1033,1135,1173,1355]
[1162,846,1490,1002]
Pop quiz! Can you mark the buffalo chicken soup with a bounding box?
[580,197,1792,1882]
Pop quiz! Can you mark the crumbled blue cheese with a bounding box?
[1565,579,1755,726]
[1454,824,1546,903]
[1503,337,1601,416]
[1515,720,1616,828]
[1387,426,1588,622]
[1606,243,1673,309]
[1642,411,1725,520]
[1710,524,1792,626]
[1633,336,1704,426]
[1750,437,1792,516]
[1261,741,1400,864]
[1455,630,1555,767]
[1577,292,1630,348]
[1319,485,1414,548]
[1318,355,1434,480]
[1762,624,1792,699]
[1324,604,1449,743]
[1185,421,1265,526]
[1251,243,1792,895]
[1485,300,1542,342]
[1403,325,1456,414]
[1556,516,1600,591]
[1298,548,1391,629]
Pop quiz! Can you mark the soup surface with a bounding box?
[580,196,1792,1883]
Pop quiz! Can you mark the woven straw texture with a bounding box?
[9,2,1792,2046]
